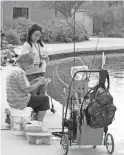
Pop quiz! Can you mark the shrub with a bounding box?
[5,31,21,45]
[15,18,34,42]
[93,7,124,37]
[3,18,89,43]
[3,18,34,43]
[108,27,124,38]
[42,18,89,42]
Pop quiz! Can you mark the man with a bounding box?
[6,53,50,123]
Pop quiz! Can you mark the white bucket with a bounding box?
[10,107,33,136]
[71,65,88,81]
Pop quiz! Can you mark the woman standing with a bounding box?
[22,24,49,95]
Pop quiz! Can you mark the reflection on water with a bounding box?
[80,53,124,75]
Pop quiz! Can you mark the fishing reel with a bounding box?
[50,104,56,114]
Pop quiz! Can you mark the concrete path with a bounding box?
[1,130,124,155]
[46,37,124,54]
[14,38,124,56]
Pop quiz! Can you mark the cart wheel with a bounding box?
[93,145,96,149]
[105,133,114,154]
[61,134,69,155]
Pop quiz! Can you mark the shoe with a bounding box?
[38,122,48,132]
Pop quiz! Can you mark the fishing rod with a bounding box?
[88,36,100,79]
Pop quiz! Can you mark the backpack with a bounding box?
[85,87,117,128]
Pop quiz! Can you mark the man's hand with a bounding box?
[30,77,43,85]
[23,77,46,93]
[45,78,51,85]
[37,77,47,86]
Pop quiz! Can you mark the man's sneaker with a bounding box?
[38,122,49,132]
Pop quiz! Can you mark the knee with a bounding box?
[44,95,49,102]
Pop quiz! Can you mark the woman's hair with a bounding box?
[27,24,44,47]
[16,53,34,65]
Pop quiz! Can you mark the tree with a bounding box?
[107,1,124,7]
[42,1,85,19]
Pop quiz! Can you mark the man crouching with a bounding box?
[6,53,50,123]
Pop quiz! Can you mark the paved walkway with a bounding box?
[46,37,124,54]
[15,37,124,57]
[1,130,124,155]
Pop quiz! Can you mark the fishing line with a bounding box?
[55,57,85,88]
[46,67,56,113]
[88,37,100,79]
[74,6,76,67]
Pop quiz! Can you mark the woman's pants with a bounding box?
[27,72,46,96]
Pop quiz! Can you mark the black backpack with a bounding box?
[85,88,117,128]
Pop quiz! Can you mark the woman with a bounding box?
[22,24,49,95]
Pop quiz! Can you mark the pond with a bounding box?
[47,53,124,100]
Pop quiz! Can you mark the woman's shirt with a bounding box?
[22,42,48,75]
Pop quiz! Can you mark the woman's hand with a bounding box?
[40,55,49,62]
[41,55,47,59]
[7,44,13,49]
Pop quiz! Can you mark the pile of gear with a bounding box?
[83,86,117,129]
[5,107,52,145]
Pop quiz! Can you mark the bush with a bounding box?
[3,18,34,43]
[3,18,89,43]
[108,27,124,38]
[93,7,124,37]
[42,18,89,42]
[15,18,34,42]
[5,31,21,45]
